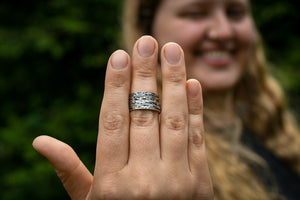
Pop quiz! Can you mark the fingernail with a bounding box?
[138,36,155,57]
[111,50,128,69]
[187,79,200,98]
[164,43,181,65]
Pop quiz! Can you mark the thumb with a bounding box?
[33,135,93,200]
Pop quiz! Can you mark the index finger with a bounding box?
[96,50,131,175]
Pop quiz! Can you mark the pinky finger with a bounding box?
[186,80,207,172]
[186,79,213,198]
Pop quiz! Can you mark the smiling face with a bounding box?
[152,0,256,92]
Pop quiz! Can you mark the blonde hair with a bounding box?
[122,0,300,199]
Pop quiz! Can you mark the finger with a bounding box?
[160,43,188,164]
[32,135,93,200]
[186,80,210,179]
[96,50,131,174]
[129,36,160,162]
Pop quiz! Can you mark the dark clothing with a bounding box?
[241,129,300,200]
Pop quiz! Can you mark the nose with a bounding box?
[208,11,234,41]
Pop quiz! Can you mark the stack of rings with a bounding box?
[129,92,161,113]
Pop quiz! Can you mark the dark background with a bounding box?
[0,0,299,199]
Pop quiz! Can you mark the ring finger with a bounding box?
[160,43,188,165]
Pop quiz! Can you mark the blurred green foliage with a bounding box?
[252,0,300,115]
[0,0,299,199]
[0,0,122,199]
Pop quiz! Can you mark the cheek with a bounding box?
[175,29,201,57]
[154,21,204,49]
[171,23,204,50]
[234,22,256,69]
[235,21,256,47]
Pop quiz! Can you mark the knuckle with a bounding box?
[107,72,128,88]
[93,188,119,200]
[190,130,204,148]
[168,182,181,195]
[92,177,121,200]
[130,111,156,128]
[166,67,186,83]
[129,180,159,200]
[166,181,191,199]
[164,113,187,131]
[130,186,152,200]
[134,61,155,78]
[189,104,202,115]
[189,117,204,147]
[195,184,214,200]
[101,111,126,133]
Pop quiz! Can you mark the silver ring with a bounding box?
[129,92,161,113]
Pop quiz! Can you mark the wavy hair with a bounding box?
[122,0,300,199]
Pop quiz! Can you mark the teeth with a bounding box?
[203,51,230,59]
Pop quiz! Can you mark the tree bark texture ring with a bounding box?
[129,92,161,113]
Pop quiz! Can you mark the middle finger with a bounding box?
[129,36,160,163]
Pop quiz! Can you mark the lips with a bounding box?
[203,51,230,59]
[196,50,233,67]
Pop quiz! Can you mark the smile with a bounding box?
[203,51,230,59]
[199,51,233,67]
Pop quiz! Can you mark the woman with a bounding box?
[33,0,300,199]
[124,0,300,199]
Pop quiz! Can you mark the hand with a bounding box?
[33,36,213,200]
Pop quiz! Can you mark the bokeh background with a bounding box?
[0,0,299,199]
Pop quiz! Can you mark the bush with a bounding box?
[0,0,299,199]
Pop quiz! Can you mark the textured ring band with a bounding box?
[129,92,161,113]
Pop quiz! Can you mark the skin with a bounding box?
[33,0,255,199]
[153,0,255,91]
[152,0,256,126]
[33,36,213,199]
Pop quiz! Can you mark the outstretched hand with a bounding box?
[33,36,213,200]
